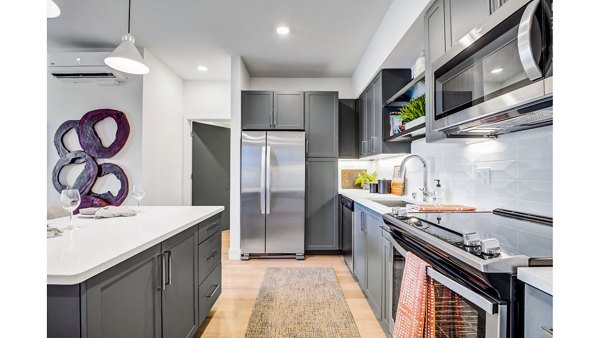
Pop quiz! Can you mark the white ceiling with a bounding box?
[48,0,393,80]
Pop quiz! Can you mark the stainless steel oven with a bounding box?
[432,0,553,137]
[384,228,508,337]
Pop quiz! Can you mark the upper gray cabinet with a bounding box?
[305,91,338,158]
[358,70,412,158]
[445,0,492,46]
[242,91,304,130]
[338,99,358,159]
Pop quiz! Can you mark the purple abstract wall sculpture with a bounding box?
[52,108,131,212]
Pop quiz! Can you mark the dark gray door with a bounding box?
[305,91,339,158]
[383,237,393,334]
[192,122,230,230]
[371,76,383,154]
[359,93,368,157]
[338,99,358,159]
[86,244,162,338]
[161,226,198,338]
[353,206,366,286]
[274,92,304,130]
[446,0,490,46]
[242,91,273,130]
[365,211,383,320]
[305,158,338,251]
[365,85,375,155]
[425,0,448,66]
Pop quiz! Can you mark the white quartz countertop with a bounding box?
[47,206,224,285]
[517,267,553,295]
[339,189,422,215]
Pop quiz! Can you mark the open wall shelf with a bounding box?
[384,71,425,107]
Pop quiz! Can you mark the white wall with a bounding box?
[183,80,231,119]
[47,74,143,207]
[351,127,553,217]
[142,50,185,206]
[351,0,429,96]
[228,56,250,260]
[250,77,355,99]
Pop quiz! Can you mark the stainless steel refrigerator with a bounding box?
[241,131,305,259]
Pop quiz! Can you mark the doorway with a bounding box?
[192,122,231,229]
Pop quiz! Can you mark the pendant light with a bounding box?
[104,0,150,75]
[47,0,61,18]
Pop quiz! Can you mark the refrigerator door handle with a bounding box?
[260,146,266,215]
[266,145,272,214]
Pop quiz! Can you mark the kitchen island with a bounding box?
[47,206,224,338]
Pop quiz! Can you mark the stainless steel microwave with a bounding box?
[431,0,553,137]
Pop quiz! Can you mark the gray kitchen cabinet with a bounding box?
[445,0,491,46]
[358,70,411,158]
[338,99,358,159]
[306,158,339,251]
[524,285,553,338]
[382,236,393,333]
[161,226,199,338]
[353,205,367,287]
[242,91,273,130]
[274,92,304,130]
[198,263,222,325]
[242,91,304,130]
[86,244,163,338]
[305,91,339,158]
[365,210,383,321]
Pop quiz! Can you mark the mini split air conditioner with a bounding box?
[48,52,127,85]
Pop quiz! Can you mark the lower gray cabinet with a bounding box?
[86,244,163,338]
[365,210,383,321]
[524,285,553,338]
[353,205,367,287]
[305,158,339,251]
[161,226,199,338]
[382,237,393,334]
[198,263,222,323]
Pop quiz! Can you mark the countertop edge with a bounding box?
[47,207,224,285]
[517,267,553,296]
[339,189,421,215]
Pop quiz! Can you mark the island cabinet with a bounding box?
[47,212,222,338]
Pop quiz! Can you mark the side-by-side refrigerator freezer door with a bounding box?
[241,131,267,254]
[265,131,305,255]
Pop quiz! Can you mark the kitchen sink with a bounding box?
[367,199,409,207]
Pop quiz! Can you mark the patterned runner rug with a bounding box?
[245,267,361,338]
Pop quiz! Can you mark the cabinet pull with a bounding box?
[207,284,220,298]
[541,326,553,337]
[206,222,220,232]
[160,253,167,290]
[361,141,367,154]
[165,250,172,286]
[206,249,219,261]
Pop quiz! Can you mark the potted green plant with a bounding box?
[398,95,425,130]
[355,171,377,190]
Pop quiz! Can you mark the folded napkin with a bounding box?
[94,206,137,218]
[47,225,63,239]
[406,204,476,212]
[393,252,435,338]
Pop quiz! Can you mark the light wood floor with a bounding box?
[196,230,386,338]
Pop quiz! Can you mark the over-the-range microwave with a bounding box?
[431,0,553,138]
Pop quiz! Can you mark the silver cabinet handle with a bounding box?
[517,0,543,80]
[265,145,271,215]
[370,137,376,152]
[160,253,167,290]
[361,141,367,154]
[165,250,172,286]
[541,326,553,337]
[206,249,219,261]
[260,146,266,215]
[206,222,220,232]
[207,284,220,298]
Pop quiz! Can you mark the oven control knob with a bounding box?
[481,238,501,257]
[463,232,481,247]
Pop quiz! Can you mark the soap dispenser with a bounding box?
[433,179,445,204]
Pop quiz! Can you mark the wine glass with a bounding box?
[132,184,146,211]
[60,188,81,230]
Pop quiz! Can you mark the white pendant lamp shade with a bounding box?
[47,0,61,18]
[104,34,150,75]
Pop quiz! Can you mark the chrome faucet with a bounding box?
[398,154,431,202]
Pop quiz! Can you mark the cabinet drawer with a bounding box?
[198,231,221,283]
[198,264,222,324]
[198,213,221,244]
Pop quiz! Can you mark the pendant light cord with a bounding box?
[127,0,131,34]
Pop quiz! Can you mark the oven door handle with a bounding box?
[426,267,498,315]
[517,0,543,80]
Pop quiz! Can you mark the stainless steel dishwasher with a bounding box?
[340,195,354,271]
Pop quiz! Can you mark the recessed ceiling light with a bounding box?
[276,26,290,35]
[197,65,208,71]
[490,68,503,74]
[47,0,61,18]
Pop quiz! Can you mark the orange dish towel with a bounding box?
[393,252,436,338]
[407,204,477,212]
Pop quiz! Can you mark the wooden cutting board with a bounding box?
[341,169,366,189]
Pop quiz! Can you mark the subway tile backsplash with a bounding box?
[339,126,553,217]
